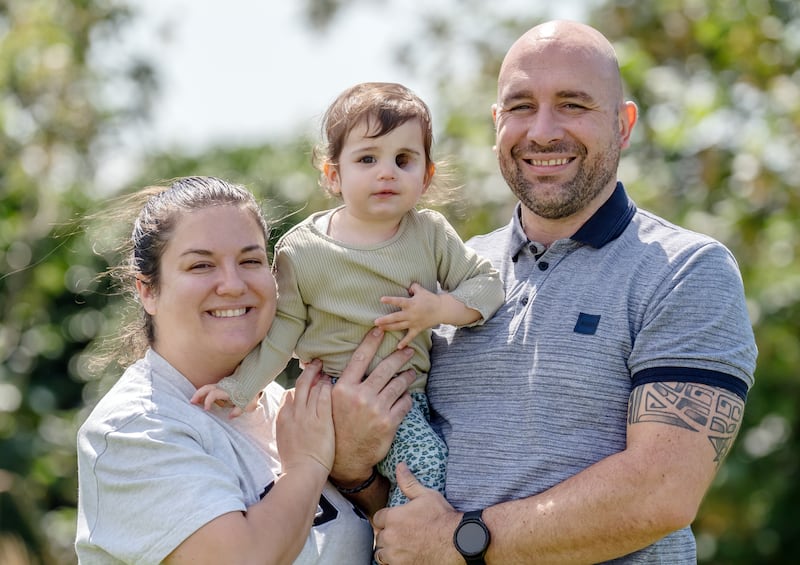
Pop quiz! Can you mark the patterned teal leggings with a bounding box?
[376,391,447,506]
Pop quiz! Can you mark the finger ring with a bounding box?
[374,548,388,565]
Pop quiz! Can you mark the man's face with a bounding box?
[493,38,629,220]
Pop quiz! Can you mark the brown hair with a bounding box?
[313,82,454,202]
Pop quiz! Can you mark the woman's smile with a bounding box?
[209,307,250,318]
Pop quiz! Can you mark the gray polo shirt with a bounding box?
[428,182,757,563]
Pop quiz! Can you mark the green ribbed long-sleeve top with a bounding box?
[218,207,504,408]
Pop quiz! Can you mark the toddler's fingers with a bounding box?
[205,390,230,411]
[190,385,213,405]
[380,295,405,308]
[396,334,412,350]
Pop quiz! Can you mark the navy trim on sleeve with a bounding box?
[632,366,748,401]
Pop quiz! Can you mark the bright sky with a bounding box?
[120,1,430,150]
[100,0,588,189]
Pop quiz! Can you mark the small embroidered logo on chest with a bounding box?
[574,312,601,335]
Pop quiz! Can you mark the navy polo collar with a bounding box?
[572,182,637,247]
[510,182,637,259]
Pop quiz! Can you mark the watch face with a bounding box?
[456,521,489,555]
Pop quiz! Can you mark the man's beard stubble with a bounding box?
[499,139,620,220]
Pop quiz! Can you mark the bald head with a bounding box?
[499,20,624,103]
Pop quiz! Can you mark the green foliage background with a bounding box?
[0,0,797,563]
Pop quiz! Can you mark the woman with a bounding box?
[75,176,412,564]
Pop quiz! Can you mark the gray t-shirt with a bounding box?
[76,349,373,564]
[428,185,757,564]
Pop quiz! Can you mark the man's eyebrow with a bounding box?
[500,89,597,104]
[499,89,534,103]
[557,90,597,104]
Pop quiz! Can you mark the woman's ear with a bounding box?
[136,278,158,315]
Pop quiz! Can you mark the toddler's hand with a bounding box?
[191,385,250,418]
[376,283,440,349]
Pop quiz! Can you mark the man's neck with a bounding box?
[519,184,617,246]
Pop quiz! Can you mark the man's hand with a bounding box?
[329,328,415,485]
[373,462,463,565]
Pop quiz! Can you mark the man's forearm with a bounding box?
[481,456,682,563]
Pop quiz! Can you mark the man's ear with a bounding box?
[619,101,638,149]
[491,103,499,153]
[136,278,157,315]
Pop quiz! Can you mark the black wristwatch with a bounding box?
[453,509,491,564]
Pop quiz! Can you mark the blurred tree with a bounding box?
[2,0,797,563]
[0,0,155,562]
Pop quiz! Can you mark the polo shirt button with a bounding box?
[520,296,529,305]
[538,261,549,271]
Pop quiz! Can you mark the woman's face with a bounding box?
[137,205,276,383]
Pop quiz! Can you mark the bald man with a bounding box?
[369,20,756,565]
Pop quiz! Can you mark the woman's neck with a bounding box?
[151,345,238,389]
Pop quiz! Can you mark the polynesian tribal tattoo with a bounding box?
[628,382,745,466]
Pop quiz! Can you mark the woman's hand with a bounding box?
[167,360,336,565]
[276,359,334,475]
